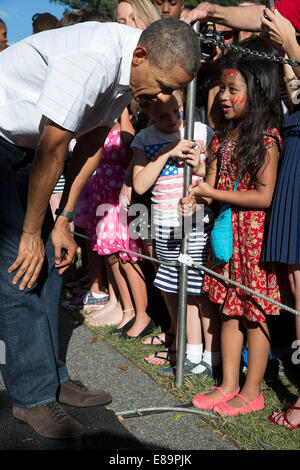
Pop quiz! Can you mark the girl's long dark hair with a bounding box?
[213,39,283,186]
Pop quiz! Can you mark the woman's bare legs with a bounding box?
[120,260,151,337]
[86,254,132,325]
[145,292,178,365]
[270,265,300,427]
[142,242,176,345]
[87,249,107,295]
[288,265,300,351]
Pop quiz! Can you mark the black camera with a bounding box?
[199,22,225,61]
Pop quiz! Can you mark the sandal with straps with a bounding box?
[144,349,176,366]
[141,332,174,347]
[111,308,136,336]
[268,406,300,430]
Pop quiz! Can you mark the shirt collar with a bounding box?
[118,27,142,89]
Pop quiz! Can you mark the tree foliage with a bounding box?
[50,0,239,20]
[49,0,116,19]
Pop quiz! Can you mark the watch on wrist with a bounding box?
[55,208,75,222]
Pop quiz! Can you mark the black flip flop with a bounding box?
[142,333,174,347]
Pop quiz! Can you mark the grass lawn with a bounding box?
[61,264,300,451]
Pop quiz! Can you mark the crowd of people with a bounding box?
[0,0,299,440]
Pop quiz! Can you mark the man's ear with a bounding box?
[132,46,149,66]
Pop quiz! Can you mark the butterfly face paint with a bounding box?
[219,69,247,121]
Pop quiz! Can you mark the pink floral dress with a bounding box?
[88,129,144,262]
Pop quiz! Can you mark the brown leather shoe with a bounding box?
[58,379,112,407]
[13,401,85,439]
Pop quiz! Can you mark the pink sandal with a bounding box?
[213,393,264,416]
[268,406,300,430]
[192,386,240,410]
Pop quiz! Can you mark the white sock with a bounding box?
[192,350,221,374]
[90,291,108,299]
[186,343,203,365]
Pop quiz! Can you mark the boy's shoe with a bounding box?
[157,359,199,377]
[62,291,109,311]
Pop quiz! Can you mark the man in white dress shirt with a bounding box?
[0,18,199,439]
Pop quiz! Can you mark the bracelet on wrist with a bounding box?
[55,208,75,222]
[22,229,39,235]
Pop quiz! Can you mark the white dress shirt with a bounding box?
[0,22,141,149]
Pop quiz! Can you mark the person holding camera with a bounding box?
[184,1,300,33]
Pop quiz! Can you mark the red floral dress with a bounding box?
[203,129,285,322]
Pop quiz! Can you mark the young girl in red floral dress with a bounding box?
[180,48,287,416]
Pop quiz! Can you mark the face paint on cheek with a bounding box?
[232,92,246,109]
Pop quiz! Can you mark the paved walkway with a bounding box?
[0,309,239,451]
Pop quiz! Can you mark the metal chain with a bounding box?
[200,37,300,67]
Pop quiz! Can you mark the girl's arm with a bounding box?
[178,153,218,216]
[133,140,195,195]
[189,145,279,209]
[119,107,136,146]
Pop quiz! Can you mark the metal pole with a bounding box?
[175,21,200,387]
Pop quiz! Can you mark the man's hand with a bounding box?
[183,2,214,25]
[8,231,45,290]
[51,222,78,275]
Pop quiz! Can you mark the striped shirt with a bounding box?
[0,22,141,149]
[131,123,214,226]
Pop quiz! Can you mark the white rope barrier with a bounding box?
[71,231,300,317]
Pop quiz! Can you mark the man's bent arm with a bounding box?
[53,125,110,271]
[23,121,73,234]
[56,125,110,218]
[187,2,264,31]
[9,121,73,290]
